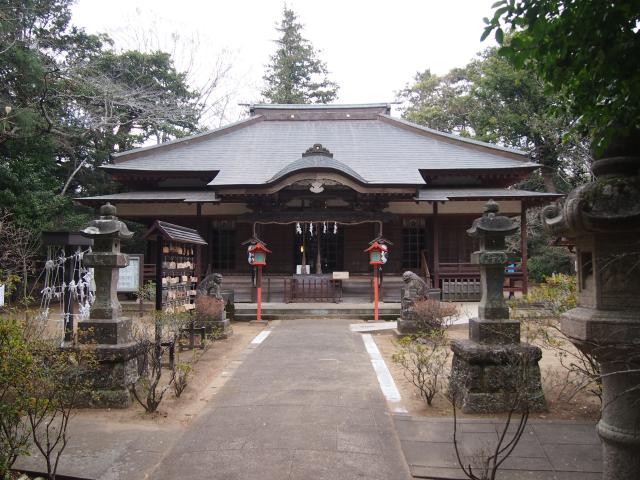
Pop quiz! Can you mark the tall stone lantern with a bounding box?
[450,200,546,413]
[78,203,140,407]
[541,137,640,480]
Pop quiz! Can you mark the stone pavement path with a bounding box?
[149,319,412,480]
[395,416,601,480]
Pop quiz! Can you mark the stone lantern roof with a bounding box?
[467,200,519,238]
[81,203,133,239]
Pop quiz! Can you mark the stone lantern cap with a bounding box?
[467,200,519,238]
[81,203,133,239]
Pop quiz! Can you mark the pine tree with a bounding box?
[262,7,338,104]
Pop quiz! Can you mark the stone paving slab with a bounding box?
[150,319,412,480]
[394,416,602,479]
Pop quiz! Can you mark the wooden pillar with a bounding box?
[433,202,440,289]
[316,225,322,274]
[155,238,163,311]
[520,202,529,295]
[196,203,204,278]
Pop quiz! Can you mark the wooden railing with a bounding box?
[437,258,524,301]
[283,278,342,303]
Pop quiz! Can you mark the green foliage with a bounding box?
[525,273,576,316]
[398,47,592,193]
[0,0,203,233]
[0,319,33,478]
[0,316,95,479]
[262,6,338,104]
[527,247,573,284]
[483,0,640,152]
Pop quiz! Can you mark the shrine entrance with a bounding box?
[293,223,345,275]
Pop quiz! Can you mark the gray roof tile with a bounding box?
[415,188,563,202]
[76,190,219,203]
[106,110,537,186]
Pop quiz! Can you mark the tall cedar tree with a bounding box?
[262,7,338,104]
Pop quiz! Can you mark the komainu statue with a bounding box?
[197,273,224,300]
[195,273,231,337]
[398,271,440,334]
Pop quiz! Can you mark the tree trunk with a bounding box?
[540,167,557,193]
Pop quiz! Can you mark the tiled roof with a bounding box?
[103,105,537,187]
[143,221,207,245]
[76,190,219,204]
[267,153,367,184]
[415,188,563,202]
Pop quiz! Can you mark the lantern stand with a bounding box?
[364,241,387,322]
[247,240,271,324]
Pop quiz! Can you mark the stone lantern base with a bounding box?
[74,317,142,408]
[450,338,546,413]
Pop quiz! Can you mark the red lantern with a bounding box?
[248,241,271,266]
[365,241,385,266]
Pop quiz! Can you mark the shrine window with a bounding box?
[402,218,426,268]
[211,220,236,270]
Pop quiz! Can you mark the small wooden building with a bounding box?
[78,103,560,301]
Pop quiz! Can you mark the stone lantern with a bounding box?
[450,200,546,413]
[78,203,139,407]
[541,137,640,480]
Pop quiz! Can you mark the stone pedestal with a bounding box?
[541,138,640,479]
[74,203,140,408]
[195,295,232,338]
[450,340,546,413]
[195,273,232,338]
[450,201,546,413]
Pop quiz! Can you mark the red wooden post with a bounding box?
[247,241,270,323]
[373,266,379,321]
[364,241,386,322]
[256,265,262,321]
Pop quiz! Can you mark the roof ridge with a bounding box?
[378,114,529,157]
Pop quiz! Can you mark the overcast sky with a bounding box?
[72,0,497,124]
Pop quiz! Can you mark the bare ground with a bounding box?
[72,321,267,429]
[373,325,601,422]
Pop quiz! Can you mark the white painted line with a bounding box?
[251,330,271,345]
[362,334,405,412]
[350,321,397,332]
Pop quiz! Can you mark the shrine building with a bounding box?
[78,103,561,303]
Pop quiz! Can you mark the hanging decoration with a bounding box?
[296,222,302,234]
[334,222,338,234]
[36,245,94,343]
[323,222,327,234]
[309,222,314,236]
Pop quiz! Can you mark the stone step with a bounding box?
[234,312,399,321]
[233,304,400,321]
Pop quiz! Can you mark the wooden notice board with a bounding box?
[117,254,144,292]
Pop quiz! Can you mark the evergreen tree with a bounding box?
[262,7,338,104]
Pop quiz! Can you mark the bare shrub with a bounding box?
[171,362,192,398]
[514,273,602,402]
[393,330,450,406]
[130,312,189,413]
[413,299,458,331]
